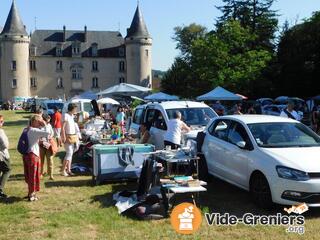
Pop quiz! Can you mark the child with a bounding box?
[0,115,10,198]
[40,114,55,180]
[23,115,50,201]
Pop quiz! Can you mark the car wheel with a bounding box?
[198,154,209,182]
[250,173,273,209]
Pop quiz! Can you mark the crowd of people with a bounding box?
[0,98,319,202]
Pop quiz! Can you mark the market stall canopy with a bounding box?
[144,92,179,101]
[196,86,242,101]
[97,97,120,105]
[97,83,151,96]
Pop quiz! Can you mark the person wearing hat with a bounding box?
[280,101,301,121]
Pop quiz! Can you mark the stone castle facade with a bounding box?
[0,1,152,101]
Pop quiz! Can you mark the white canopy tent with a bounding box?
[144,92,179,101]
[97,97,120,105]
[196,86,242,101]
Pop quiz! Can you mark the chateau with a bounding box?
[0,1,152,101]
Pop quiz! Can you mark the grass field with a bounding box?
[0,110,319,240]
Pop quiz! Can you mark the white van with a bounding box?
[130,101,218,149]
[63,99,95,116]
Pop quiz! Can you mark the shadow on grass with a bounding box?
[55,151,66,162]
[44,179,92,188]
[14,111,32,115]
[91,183,137,208]
[5,120,29,127]
[8,174,25,182]
[0,196,23,204]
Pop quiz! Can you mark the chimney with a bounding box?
[63,25,66,42]
[84,25,87,42]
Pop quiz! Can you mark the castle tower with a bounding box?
[125,5,152,87]
[0,0,30,101]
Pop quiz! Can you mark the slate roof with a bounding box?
[126,6,150,39]
[1,0,28,36]
[30,30,125,57]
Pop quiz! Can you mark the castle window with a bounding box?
[91,43,98,57]
[145,49,149,57]
[12,79,17,89]
[119,61,125,72]
[92,77,99,88]
[30,61,36,71]
[11,61,17,71]
[72,69,82,80]
[119,77,125,83]
[30,45,37,56]
[92,61,98,71]
[57,77,63,88]
[72,41,81,56]
[30,77,37,88]
[56,44,63,57]
[119,47,125,57]
[56,61,63,71]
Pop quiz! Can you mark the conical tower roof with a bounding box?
[1,0,28,36]
[126,5,150,38]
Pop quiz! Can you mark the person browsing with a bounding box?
[0,115,11,199]
[164,111,191,149]
[280,101,301,121]
[23,115,50,201]
[61,103,79,177]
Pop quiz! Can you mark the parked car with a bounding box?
[29,97,49,113]
[256,98,274,106]
[40,100,64,117]
[262,104,287,116]
[201,115,320,208]
[130,101,218,149]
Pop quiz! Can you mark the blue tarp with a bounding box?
[144,92,179,101]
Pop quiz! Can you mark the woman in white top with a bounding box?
[23,115,50,201]
[164,111,191,149]
[61,103,79,177]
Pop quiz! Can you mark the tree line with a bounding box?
[161,0,320,99]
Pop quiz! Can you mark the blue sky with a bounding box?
[1,0,320,71]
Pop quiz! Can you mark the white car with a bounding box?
[130,101,218,149]
[201,115,320,208]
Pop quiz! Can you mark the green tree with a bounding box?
[173,23,207,58]
[276,12,320,97]
[191,20,272,96]
[216,0,278,51]
[161,58,194,98]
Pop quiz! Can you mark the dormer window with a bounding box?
[30,44,37,56]
[72,41,81,56]
[91,43,98,57]
[119,47,125,57]
[56,43,63,57]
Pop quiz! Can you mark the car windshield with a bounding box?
[248,122,320,148]
[47,103,64,110]
[166,108,217,126]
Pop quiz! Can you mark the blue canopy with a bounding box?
[144,92,179,101]
[196,86,242,101]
